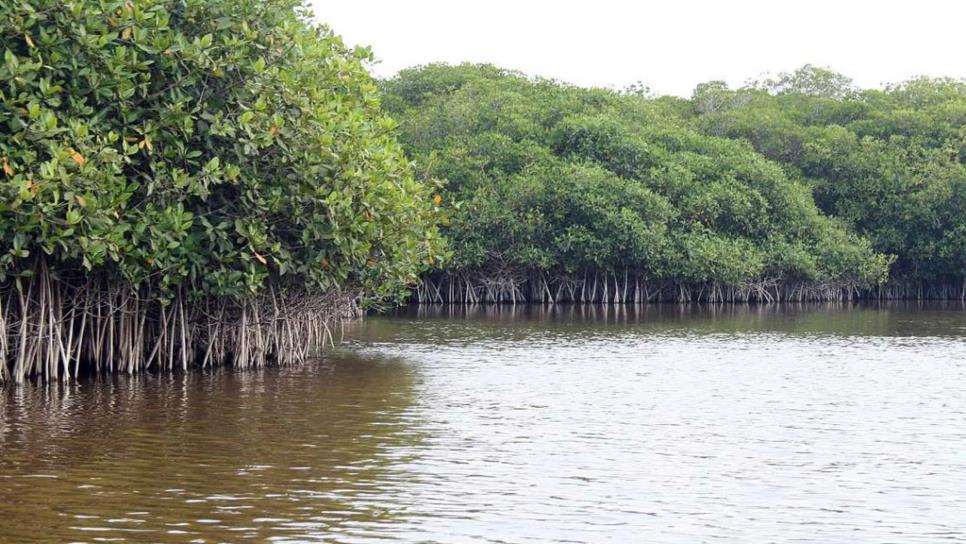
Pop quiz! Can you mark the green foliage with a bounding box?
[383,64,889,288]
[694,71,966,285]
[751,64,857,99]
[0,0,441,303]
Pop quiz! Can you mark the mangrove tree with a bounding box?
[0,0,442,382]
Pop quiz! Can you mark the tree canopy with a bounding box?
[1,0,442,302]
[382,64,894,302]
[692,67,966,292]
[0,0,442,381]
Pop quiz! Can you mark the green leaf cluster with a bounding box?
[692,67,966,285]
[382,64,889,287]
[0,0,442,303]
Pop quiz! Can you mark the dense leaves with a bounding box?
[691,66,966,289]
[383,64,890,294]
[0,0,441,303]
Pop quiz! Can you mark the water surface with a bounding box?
[1,303,965,542]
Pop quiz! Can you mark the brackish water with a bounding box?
[1,303,965,543]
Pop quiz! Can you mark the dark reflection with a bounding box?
[374,301,966,339]
[0,356,423,542]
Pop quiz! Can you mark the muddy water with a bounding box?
[1,303,965,543]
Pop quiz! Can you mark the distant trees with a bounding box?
[382,64,893,304]
[693,70,966,296]
[754,64,857,99]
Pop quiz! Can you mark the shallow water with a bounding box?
[1,303,965,543]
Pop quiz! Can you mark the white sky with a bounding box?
[309,0,965,97]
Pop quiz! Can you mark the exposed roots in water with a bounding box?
[413,270,966,305]
[0,262,359,383]
[406,298,966,324]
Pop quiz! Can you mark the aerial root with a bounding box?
[0,266,359,383]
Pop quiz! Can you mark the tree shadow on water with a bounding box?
[0,354,426,542]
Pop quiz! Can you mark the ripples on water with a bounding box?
[1,303,965,543]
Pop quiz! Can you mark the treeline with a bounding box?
[383,64,961,304]
[691,67,965,299]
[2,2,963,381]
[0,0,441,382]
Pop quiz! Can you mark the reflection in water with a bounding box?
[0,356,423,542]
[1,303,966,543]
[395,300,966,337]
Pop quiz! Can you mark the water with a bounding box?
[1,303,965,543]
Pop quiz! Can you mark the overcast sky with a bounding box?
[310,0,965,97]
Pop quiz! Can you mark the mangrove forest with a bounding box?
[382,64,964,304]
[2,2,964,382]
